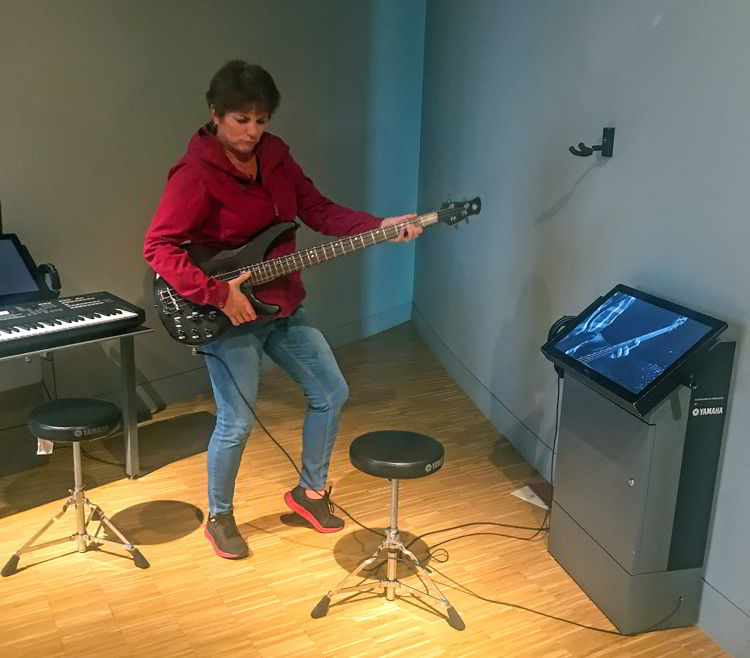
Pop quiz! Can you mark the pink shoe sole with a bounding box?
[283,491,344,533]
[204,526,249,558]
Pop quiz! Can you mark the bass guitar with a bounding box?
[153,197,481,346]
[568,316,688,364]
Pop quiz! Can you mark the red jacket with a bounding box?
[144,126,382,315]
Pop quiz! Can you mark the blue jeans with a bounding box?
[202,307,349,515]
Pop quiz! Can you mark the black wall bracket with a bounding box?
[569,127,615,157]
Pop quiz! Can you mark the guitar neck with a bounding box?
[240,212,440,286]
[579,323,680,364]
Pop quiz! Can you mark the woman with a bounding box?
[144,60,420,559]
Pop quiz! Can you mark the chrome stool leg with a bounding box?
[386,477,399,601]
[2,443,149,576]
[311,478,465,630]
[83,499,149,569]
[73,442,87,553]
[1,498,76,577]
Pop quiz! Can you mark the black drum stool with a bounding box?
[2,398,149,577]
[311,430,464,630]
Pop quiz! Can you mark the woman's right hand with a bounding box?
[221,271,257,325]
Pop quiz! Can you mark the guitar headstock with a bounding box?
[438,197,481,226]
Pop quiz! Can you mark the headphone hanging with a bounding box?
[547,315,577,378]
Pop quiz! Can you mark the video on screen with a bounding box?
[552,291,713,394]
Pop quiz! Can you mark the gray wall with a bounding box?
[0,0,424,410]
[415,1,748,655]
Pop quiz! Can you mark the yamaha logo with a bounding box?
[425,457,444,473]
[81,425,110,436]
[692,407,724,417]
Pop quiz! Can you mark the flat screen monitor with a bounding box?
[0,234,53,305]
[541,284,727,416]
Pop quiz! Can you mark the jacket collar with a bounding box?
[186,126,289,180]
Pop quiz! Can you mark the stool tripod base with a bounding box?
[312,476,464,631]
[2,490,149,577]
[311,530,464,630]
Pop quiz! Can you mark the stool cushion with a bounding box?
[28,398,122,442]
[349,431,444,479]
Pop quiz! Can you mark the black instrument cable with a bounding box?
[424,559,683,636]
[198,349,562,542]
[45,337,680,636]
[199,314,686,636]
[357,365,683,637]
[197,349,387,538]
[196,348,663,638]
[361,376,558,574]
[392,358,566,564]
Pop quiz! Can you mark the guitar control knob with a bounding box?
[177,331,187,341]
[204,329,213,338]
[207,311,218,321]
[190,330,200,340]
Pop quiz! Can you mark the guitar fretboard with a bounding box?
[226,212,439,286]
[578,319,686,364]
[154,197,480,321]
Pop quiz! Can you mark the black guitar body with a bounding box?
[153,221,296,346]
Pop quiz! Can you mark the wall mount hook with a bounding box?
[569,127,615,157]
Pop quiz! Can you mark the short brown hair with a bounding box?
[206,61,281,117]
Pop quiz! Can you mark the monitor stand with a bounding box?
[548,340,734,634]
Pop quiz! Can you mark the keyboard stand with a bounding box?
[0,326,152,478]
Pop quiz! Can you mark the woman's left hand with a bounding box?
[381,214,422,242]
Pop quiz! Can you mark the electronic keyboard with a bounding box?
[0,292,146,358]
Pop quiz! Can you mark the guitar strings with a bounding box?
[222,213,436,278]
[159,217,419,309]
[159,222,419,312]
[201,216,421,283]
[159,204,470,311]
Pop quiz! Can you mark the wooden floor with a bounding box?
[0,323,728,657]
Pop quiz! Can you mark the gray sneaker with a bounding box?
[204,511,250,559]
[283,486,344,533]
